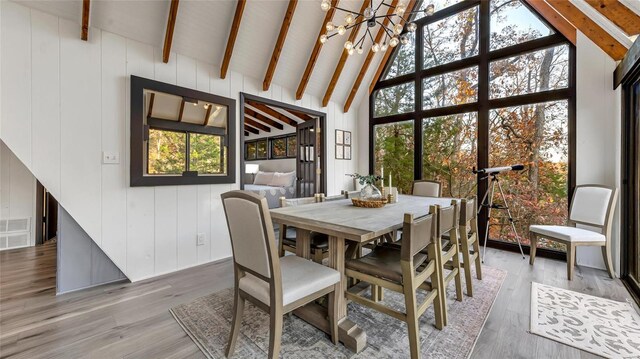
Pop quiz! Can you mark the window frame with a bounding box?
[130,75,236,186]
[369,0,576,261]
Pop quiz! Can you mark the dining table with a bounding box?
[269,194,460,353]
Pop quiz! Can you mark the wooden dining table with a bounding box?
[269,194,460,353]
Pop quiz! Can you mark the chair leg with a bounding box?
[529,234,538,265]
[428,242,447,328]
[403,282,421,359]
[451,235,463,302]
[225,289,245,358]
[312,249,324,264]
[278,224,286,257]
[460,232,474,297]
[602,245,615,279]
[567,244,576,281]
[328,284,339,345]
[472,235,482,280]
[268,307,283,359]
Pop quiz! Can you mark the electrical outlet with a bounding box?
[196,233,205,246]
[102,151,120,164]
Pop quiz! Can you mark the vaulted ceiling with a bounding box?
[13,0,640,114]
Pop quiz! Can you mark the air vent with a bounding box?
[0,218,31,250]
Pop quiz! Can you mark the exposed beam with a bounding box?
[163,0,180,63]
[282,107,314,121]
[584,0,640,36]
[369,0,417,94]
[614,36,640,88]
[296,0,340,100]
[245,131,250,137]
[246,101,299,127]
[522,0,577,45]
[546,0,627,60]
[178,99,185,122]
[244,108,285,130]
[147,93,155,118]
[244,125,259,135]
[263,0,298,91]
[343,0,399,113]
[81,0,90,41]
[221,0,247,79]
[245,117,271,132]
[203,104,213,126]
[322,0,369,107]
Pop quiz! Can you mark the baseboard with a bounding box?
[129,256,233,283]
[56,277,129,296]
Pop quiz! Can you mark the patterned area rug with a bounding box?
[170,266,506,358]
[530,282,640,358]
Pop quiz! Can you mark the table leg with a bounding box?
[296,229,311,260]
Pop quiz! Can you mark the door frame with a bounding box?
[239,93,327,195]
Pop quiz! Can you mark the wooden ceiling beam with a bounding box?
[245,101,299,127]
[245,130,250,136]
[369,0,417,94]
[296,0,340,100]
[244,108,285,130]
[344,0,399,112]
[322,0,369,107]
[522,0,577,45]
[178,99,185,122]
[162,0,180,63]
[203,104,213,126]
[81,0,90,41]
[546,0,627,60]
[282,107,314,121]
[220,0,247,79]
[147,93,155,118]
[584,0,640,36]
[244,125,259,135]
[263,0,298,91]
[245,117,271,132]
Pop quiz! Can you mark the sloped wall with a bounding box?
[0,1,360,281]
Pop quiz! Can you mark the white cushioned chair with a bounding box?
[412,180,442,197]
[222,190,341,359]
[529,185,618,280]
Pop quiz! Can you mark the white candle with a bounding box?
[389,173,392,191]
[381,166,384,178]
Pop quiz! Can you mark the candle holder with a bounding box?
[387,193,395,203]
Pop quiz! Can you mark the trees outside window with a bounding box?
[371,0,574,255]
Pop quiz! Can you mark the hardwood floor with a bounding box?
[0,243,635,358]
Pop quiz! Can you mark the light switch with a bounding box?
[102,151,120,164]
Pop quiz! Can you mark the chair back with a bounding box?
[432,202,459,237]
[401,212,435,262]
[280,196,316,208]
[460,197,477,225]
[222,190,279,280]
[412,180,442,197]
[569,185,618,230]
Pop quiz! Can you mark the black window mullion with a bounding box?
[185,132,191,173]
[477,0,491,247]
[415,22,424,181]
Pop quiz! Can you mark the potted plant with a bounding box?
[348,173,383,200]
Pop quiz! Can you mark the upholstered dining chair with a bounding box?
[529,185,618,280]
[221,190,341,359]
[457,198,482,297]
[412,180,442,197]
[345,211,444,359]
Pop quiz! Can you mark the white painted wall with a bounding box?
[356,31,623,275]
[0,141,37,247]
[0,2,359,281]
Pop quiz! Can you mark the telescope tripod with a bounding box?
[478,173,525,263]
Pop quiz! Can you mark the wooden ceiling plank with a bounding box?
[244,125,259,135]
[81,0,90,41]
[546,0,627,60]
[203,104,213,126]
[584,0,640,36]
[322,0,369,107]
[178,99,185,122]
[244,108,285,130]
[523,0,577,45]
[163,0,180,63]
[368,0,417,94]
[263,0,299,91]
[344,0,399,112]
[245,117,271,132]
[246,101,298,127]
[147,93,155,118]
[282,107,314,121]
[221,0,247,79]
[296,0,340,100]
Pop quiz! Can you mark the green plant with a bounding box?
[348,173,382,186]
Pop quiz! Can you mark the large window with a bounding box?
[371,0,575,256]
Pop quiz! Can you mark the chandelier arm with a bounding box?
[367,28,376,44]
[345,18,368,32]
[332,6,363,16]
[386,15,397,26]
[355,34,366,48]
[376,20,394,38]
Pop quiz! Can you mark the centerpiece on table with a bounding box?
[347,173,387,208]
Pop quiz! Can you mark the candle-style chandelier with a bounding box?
[319,0,435,54]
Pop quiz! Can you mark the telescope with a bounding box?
[473,164,525,175]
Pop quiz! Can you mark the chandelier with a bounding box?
[319,0,435,54]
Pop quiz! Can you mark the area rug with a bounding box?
[530,282,640,358]
[170,266,506,358]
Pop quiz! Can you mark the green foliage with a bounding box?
[148,129,223,175]
[348,173,383,186]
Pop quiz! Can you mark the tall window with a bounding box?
[371,0,575,255]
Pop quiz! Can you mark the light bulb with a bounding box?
[381,43,388,51]
[348,48,355,55]
[319,34,328,43]
[393,24,403,35]
[204,104,209,109]
[395,4,406,15]
[344,40,353,50]
[400,34,409,45]
[357,46,364,54]
[345,13,355,24]
[425,4,435,16]
[389,37,399,47]
[372,43,380,53]
[337,25,346,35]
[320,0,331,11]
[363,7,375,19]
[407,22,417,32]
[193,102,197,106]
[326,22,335,32]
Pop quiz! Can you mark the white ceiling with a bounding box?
[14,0,383,109]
